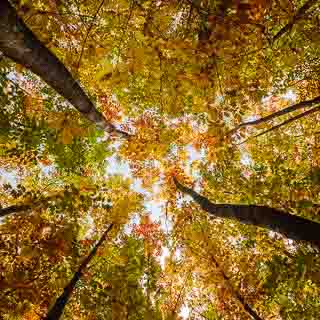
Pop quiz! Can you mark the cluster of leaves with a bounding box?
[0,0,320,319]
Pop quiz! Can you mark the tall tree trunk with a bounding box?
[174,178,320,247]
[44,223,114,320]
[0,0,128,137]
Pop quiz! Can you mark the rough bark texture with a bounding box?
[0,0,128,137]
[174,178,320,247]
[45,223,114,320]
[228,95,320,136]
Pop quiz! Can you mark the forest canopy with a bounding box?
[0,0,320,319]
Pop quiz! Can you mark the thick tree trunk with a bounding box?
[174,178,320,247]
[0,0,128,137]
[45,223,114,320]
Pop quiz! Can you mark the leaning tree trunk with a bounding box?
[189,244,263,320]
[174,178,320,247]
[0,0,128,137]
[44,223,114,320]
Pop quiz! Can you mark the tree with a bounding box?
[45,223,114,320]
[1,0,320,319]
[228,95,320,136]
[0,0,128,137]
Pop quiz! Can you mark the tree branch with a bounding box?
[190,239,263,320]
[228,95,320,136]
[76,0,105,70]
[273,0,319,41]
[0,204,32,217]
[239,104,320,144]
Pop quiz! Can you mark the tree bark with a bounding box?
[44,223,114,320]
[174,178,320,247]
[0,0,128,137]
[228,95,320,136]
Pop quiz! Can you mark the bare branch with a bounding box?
[239,105,320,144]
[228,95,320,136]
[273,0,319,41]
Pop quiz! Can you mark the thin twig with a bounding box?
[76,0,105,71]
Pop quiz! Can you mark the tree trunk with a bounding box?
[174,178,320,247]
[0,0,128,137]
[191,248,263,320]
[44,223,114,320]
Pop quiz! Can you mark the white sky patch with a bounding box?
[240,152,253,166]
[131,178,148,195]
[243,114,259,123]
[0,168,19,188]
[174,247,182,260]
[159,246,170,269]
[96,131,112,143]
[179,305,190,320]
[186,145,204,162]
[169,10,184,33]
[144,199,163,221]
[39,163,56,177]
[124,213,140,235]
[183,145,203,182]
[261,94,272,105]
[223,115,232,126]
[81,212,96,239]
[105,155,131,177]
[177,194,192,207]
[282,89,297,102]
[216,95,224,104]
